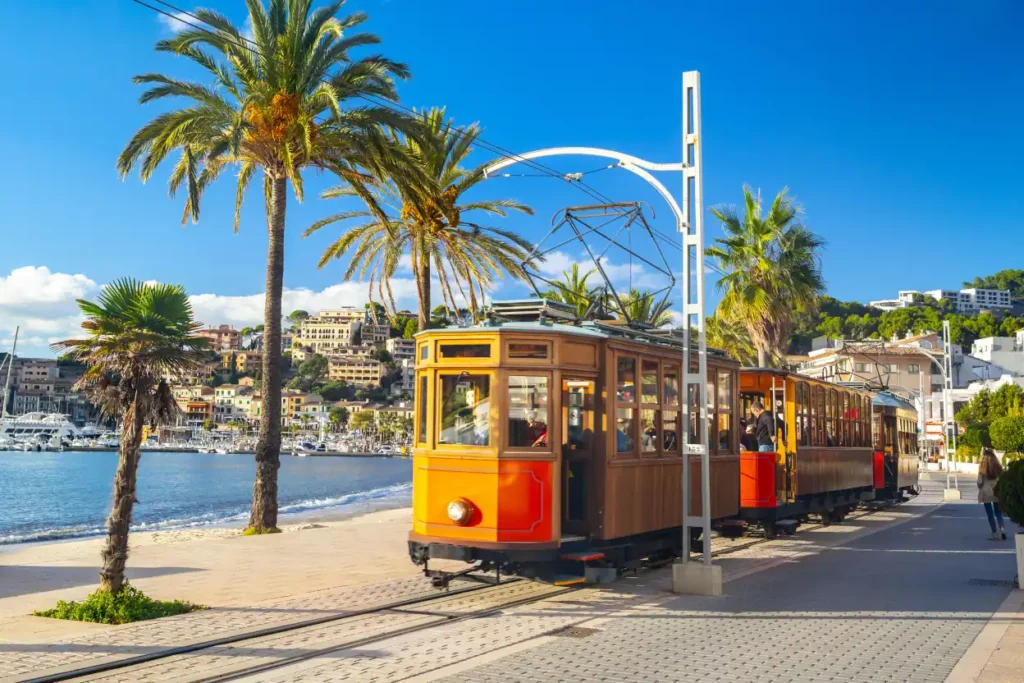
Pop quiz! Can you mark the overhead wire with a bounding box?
[131,0,727,279]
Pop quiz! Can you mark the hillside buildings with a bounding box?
[196,325,242,351]
[869,288,1012,313]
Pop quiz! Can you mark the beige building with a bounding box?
[197,325,242,351]
[328,358,385,386]
[798,335,940,403]
[235,351,263,375]
[292,308,388,359]
[17,359,57,394]
[213,384,252,423]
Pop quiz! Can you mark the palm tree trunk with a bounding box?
[99,393,145,595]
[416,252,431,332]
[249,176,286,533]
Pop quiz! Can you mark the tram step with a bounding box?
[553,574,587,586]
[560,551,605,562]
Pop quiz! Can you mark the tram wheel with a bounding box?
[833,508,846,523]
[820,510,833,527]
[763,522,778,540]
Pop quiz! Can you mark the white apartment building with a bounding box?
[327,358,385,386]
[385,337,415,362]
[213,384,253,423]
[391,358,415,396]
[870,288,1012,313]
[970,334,1024,378]
[292,309,389,359]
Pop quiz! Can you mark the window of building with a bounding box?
[908,364,920,374]
[438,374,490,446]
[439,344,490,359]
[508,342,549,360]
[855,363,867,373]
[507,376,549,448]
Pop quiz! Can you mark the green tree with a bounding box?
[202,419,215,431]
[541,264,601,319]
[705,315,757,366]
[117,0,409,534]
[350,410,375,432]
[52,279,207,595]
[306,107,535,332]
[329,405,350,430]
[964,269,1024,302]
[402,318,419,339]
[707,187,826,366]
[615,289,673,326]
[296,354,328,390]
[990,416,1024,455]
[287,310,310,330]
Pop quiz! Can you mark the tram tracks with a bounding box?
[26,500,911,683]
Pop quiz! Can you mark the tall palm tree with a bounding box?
[52,279,207,595]
[617,288,674,326]
[117,0,409,533]
[705,314,757,366]
[541,264,601,318]
[706,187,825,367]
[305,107,535,330]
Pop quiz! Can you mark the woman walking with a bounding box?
[978,448,1007,541]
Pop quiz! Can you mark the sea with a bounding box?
[0,451,412,545]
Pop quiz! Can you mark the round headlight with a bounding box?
[447,498,475,525]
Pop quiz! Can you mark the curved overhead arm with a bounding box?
[482,146,686,227]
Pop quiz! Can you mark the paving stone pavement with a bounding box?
[435,494,1017,683]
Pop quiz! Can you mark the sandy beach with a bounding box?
[0,505,452,643]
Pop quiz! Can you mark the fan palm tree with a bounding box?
[117,0,410,533]
[617,289,674,326]
[51,279,207,595]
[705,314,757,366]
[706,187,825,367]
[541,264,601,318]
[305,107,535,330]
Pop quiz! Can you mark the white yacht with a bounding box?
[0,413,82,441]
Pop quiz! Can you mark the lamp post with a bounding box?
[914,321,960,499]
[481,71,719,595]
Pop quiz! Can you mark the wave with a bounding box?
[0,482,412,546]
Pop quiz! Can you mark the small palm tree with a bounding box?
[306,107,535,330]
[52,279,207,595]
[541,264,601,318]
[705,315,757,366]
[118,0,409,533]
[617,289,674,326]
[706,187,825,367]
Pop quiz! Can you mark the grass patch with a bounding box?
[242,525,282,536]
[34,583,204,625]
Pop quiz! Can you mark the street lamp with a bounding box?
[913,320,960,499]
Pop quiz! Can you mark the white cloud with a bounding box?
[0,267,99,357]
[157,11,193,34]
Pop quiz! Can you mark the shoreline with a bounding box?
[0,484,412,551]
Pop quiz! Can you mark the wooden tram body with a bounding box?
[407,319,739,580]
[408,310,918,580]
[871,392,921,500]
[738,371,877,533]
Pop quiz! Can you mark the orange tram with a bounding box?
[408,302,919,585]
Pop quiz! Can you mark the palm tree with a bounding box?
[305,107,535,330]
[705,315,757,366]
[706,187,825,367]
[117,0,409,533]
[541,264,601,318]
[52,279,207,595]
[617,289,674,326]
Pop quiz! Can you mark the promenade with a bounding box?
[0,477,1019,683]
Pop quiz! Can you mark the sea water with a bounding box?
[0,451,411,544]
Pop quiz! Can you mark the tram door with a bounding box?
[562,379,594,537]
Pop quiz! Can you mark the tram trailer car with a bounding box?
[871,392,921,501]
[738,370,878,537]
[407,315,742,584]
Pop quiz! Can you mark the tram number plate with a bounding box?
[684,444,707,455]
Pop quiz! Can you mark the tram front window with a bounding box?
[438,374,491,446]
[508,376,549,448]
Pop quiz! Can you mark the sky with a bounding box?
[1,0,1022,357]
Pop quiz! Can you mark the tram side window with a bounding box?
[507,376,549,448]
[438,374,491,446]
[717,371,732,453]
[664,366,679,408]
[797,383,809,447]
[641,409,658,453]
[810,385,819,446]
[417,376,427,445]
[840,393,849,446]
[616,408,635,454]
[641,360,659,404]
[439,344,490,359]
[617,357,636,403]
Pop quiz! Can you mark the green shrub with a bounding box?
[34,584,203,624]
[990,416,1024,455]
[999,459,1024,529]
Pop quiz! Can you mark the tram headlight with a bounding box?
[447,498,475,525]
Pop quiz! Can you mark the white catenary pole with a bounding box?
[943,320,958,492]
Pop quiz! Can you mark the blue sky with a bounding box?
[1,0,1022,355]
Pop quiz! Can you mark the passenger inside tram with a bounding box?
[740,422,757,451]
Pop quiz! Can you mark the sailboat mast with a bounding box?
[1,326,19,417]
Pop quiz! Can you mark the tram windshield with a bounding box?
[438,374,491,446]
